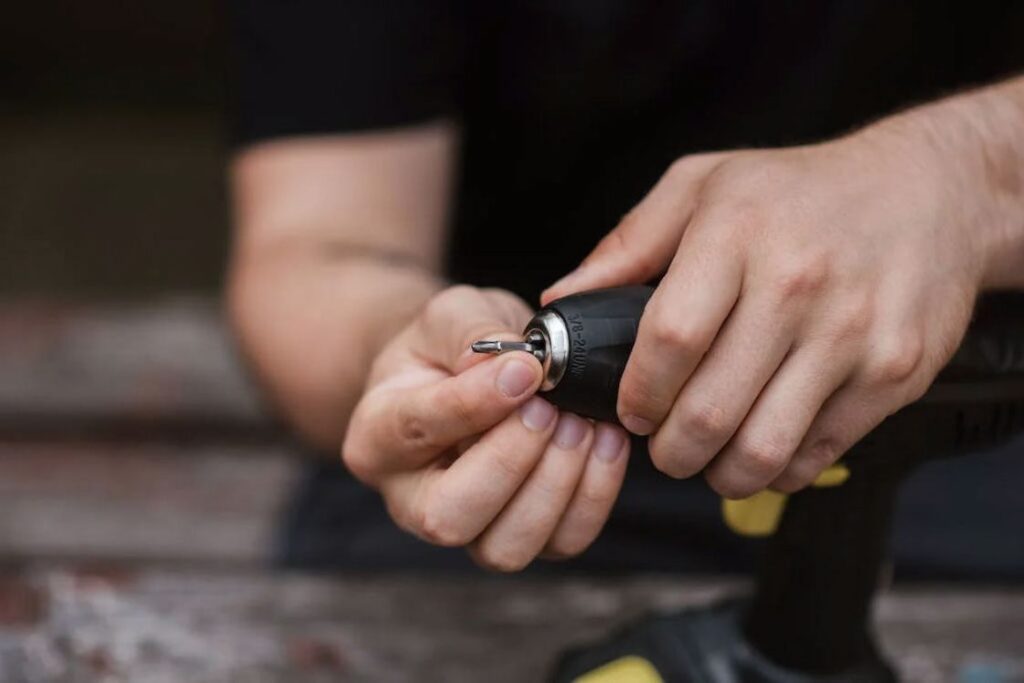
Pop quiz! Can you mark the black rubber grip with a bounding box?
[538,286,654,424]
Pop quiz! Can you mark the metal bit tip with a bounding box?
[471,340,536,355]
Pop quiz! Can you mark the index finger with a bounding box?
[343,351,544,480]
[617,224,743,435]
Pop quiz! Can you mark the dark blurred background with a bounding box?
[1,2,226,296]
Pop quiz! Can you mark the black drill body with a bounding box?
[510,286,1024,681]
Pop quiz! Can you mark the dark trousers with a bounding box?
[279,435,1024,580]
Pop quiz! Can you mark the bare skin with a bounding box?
[341,286,630,570]
[229,124,456,448]
[229,123,629,571]
[544,76,1024,498]
[230,77,1024,570]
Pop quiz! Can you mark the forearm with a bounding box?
[860,74,1024,289]
[229,246,441,450]
[227,122,457,450]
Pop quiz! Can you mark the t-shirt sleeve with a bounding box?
[229,0,465,146]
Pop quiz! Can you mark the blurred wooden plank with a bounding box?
[0,440,297,564]
[878,591,1024,680]
[0,570,1019,682]
[0,298,267,430]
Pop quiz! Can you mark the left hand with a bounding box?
[343,285,630,571]
[543,126,1005,498]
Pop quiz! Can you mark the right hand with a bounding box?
[342,285,631,571]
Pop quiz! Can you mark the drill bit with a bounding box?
[471,340,539,355]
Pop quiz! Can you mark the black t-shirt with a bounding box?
[232,0,1024,302]
[231,1,1024,576]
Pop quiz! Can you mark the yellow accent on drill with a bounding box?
[721,463,850,537]
[813,463,850,487]
[573,656,665,683]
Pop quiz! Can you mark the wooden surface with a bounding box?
[0,298,293,566]
[0,441,296,564]
[2,300,1023,682]
[0,570,1021,683]
[0,298,263,428]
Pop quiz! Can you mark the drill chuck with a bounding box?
[474,286,654,424]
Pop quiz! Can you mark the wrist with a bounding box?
[863,81,1024,290]
[229,246,443,447]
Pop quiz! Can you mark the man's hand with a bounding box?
[343,286,630,571]
[544,79,1024,498]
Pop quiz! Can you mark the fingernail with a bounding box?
[497,357,537,398]
[593,425,626,462]
[621,414,655,436]
[520,397,557,431]
[553,413,588,449]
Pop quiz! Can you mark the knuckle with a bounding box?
[773,471,813,494]
[381,495,414,535]
[340,406,380,481]
[666,155,698,180]
[424,287,460,318]
[735,437,792,476]
[340,441,372,483]
[680,399,732,443]
[421,296,446,322]
[667,151,731,184]
[646,313,714,357]
[663,155,711,188]
[395,403,440,452]
[424,285,486,327]
[648,438,703,479]
[705,472,756,500]
[475,544,530,573]
[419,501,469,548]
[481,288,531,326]
[802,437,842,471]
[440,284,477,304]
[864,336,924,385]
[903,376,932,404]
[546,534,591,560]
[771,254,831,301]
[787,470,820,492]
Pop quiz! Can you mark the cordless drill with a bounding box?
[473,286,1024,682]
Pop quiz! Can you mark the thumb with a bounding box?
[541,152,727,306]
[415,286,533,372]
